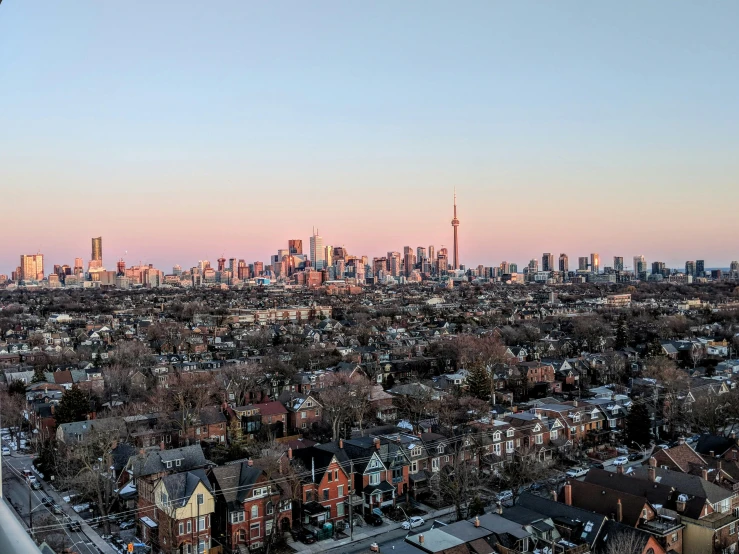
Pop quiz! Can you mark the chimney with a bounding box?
[648,457,657,467]
[564,482,572,506]
[419,535,424,545]
[374,437,381,450]
[648,466,656,482]
[160,441,165,451]
[702,468,708,481]
[339,438,344,449]
[678,436,685,445]
[288,447,293,460]
[497,502,503,515]
[551,489,558,502]
[474,516,480,528]
[248,458,254,467]
[676,495,686,513]
[617,464,624,475]
[710,450,715,458]
[616,498,623,523]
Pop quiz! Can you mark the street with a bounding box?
[1,446,105,554]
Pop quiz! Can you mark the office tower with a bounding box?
[217,257,226,272]
[417,247,426,263]
[116,259,126,276]
[590,253,600,274]
[428,245,435,263]
[578,257,589,271]
[633,255,647,277]
[652,261,666,276]
[509,263,518,273]
[253,261,264,276]
[500,261,510,274]
[451,189,460,269]
[20,254,44,281]
[436,249,448,275]
[696,260,705,276]
[685,261,695,276]
[528,259,539,273]
[542,253,554,272]
[229,258,236,272]
[712,269,723,280]
[173,264,182,276]
[613,257,624,271]
[558,254,568,273]
[310,228,325,269]
[288,239,303,255]
[91,237,103,264]
[404,249,416,277]
[324,245,333,267]
[387,252,401,277]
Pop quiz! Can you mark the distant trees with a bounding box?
[318,373,373,440]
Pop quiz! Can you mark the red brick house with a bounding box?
[278,392,322,434]
[290,446,350,528]
[210,460,293,552]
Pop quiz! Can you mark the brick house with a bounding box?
[278,392,322,434]
[210,460,293,553]
[290,446,350,528]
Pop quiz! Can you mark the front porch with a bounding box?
[363,481,396,510]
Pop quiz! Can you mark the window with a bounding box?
[165,461,172,469]
[432,458,440,472]
[301,412,307,419]
[506,440,514,453]
[161,492,169,505]
[306,490,313,502]
[338,485,344,498]
[323,488,329,500]
[230,511,245,524]
[444,456,449,463]
[250,523,261,539]
[176,459,181,467]
[179,522,184,535]
[328,471,333,482]
[550,430,558,440]
[437,445,444,454]
[493,443,501,456]
[335,469,339,481]
[337,503,345,517]
[197,493,204,505]
[250,505,258,518]
[267,502,274,515]
[369,473,380,485]
[411,461,418,473]
[198,516,206,531]
[187,520,192,534]
[507,429,514,437]
[302,422,307,428]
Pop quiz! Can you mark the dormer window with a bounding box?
[507,429,515,437]
[175,459,181,467]
[166,461,172,469]
[437,445,444,454]
[493,432,501,441]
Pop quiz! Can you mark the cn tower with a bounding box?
[451,188,460,269]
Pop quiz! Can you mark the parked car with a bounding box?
[1,447,10,456]
[364,513,384,526]
[613,456,629,466]
[565,467,589,478]
[590,462,605,470]
[495,490,514,503]
[68,521,82,532]
[656,444,669,450]
[294,529,316,544]
[119,520,135,530]
[42,497,53,507]
[51,503,62,514]
[628,452,643,462]
[402,516,425,530]
[615,447,629,455]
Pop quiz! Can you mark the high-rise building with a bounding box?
[324,245,333,267]
[542,253,554,272]
[288,239,303,255]
[578,257,589,271]
[417,247,426,263]
[652,261,666,276]
[730,261,739,273]
[558,254,568,273]
[310,228,325,270]
[685,261,695,276]
[613,257,624,271]
[590,253,600,274]
[428,246,435,264]
[500,261,510,274]
[91,237,102,264]
[437,248,448,275]
[634,255,647,277]
[509,263,518,273]
[217,257,226,272]
[20,254,44,281]
[696,260,705,276]
[451,189,460,269]
[116,259,126,276]
[404,248,416,277]
[528,259,539,273]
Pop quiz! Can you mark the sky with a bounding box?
[1,1,738,273]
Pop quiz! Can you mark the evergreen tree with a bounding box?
[31,366,46,383]
[466,363,491,401]
[55,386,91,424]
[615,316,629,350]
[624,402,652,449]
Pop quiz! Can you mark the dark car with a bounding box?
[51,503,62,514]
[68,521,82,532]
[119,520,135,530]
[41,497,53,507]
[294,530,316,544]
[364,513,384,526]
[628,452,643,462]
[590,462,605,470]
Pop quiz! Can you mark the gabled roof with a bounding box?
[210,462,267,510]
[517,492,606,547]
[564,479,652,527]
[129,445,207,478]
[161,469,211,508]
[629,466,732,504]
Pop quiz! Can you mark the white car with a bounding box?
[613,456,629,466]
[495,490,514,503]
[565,467,589,478]
[1,447,10,456]
[402,516,425,530]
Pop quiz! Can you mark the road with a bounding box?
[1,447,101,554]
[327,519,442,554]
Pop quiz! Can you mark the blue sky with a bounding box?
[1,1,738,272]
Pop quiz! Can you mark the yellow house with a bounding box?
[152,469,215,554]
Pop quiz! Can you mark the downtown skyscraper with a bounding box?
[310,228,325,270]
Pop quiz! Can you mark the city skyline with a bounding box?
[2,2,739,273]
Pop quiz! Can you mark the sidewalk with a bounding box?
[42,484,118,554]
[288,506,457,554]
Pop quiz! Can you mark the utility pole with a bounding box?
[349,460,354,541]
[28,485,33,536]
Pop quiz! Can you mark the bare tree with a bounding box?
[602,526,650,554]
[434,446,482,521]
[318,373,355,441]
[349,376,374,436]
[690,344,706,369]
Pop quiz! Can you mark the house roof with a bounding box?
[564,479,652,527]
[210,462,266,510]
[517,492,606,547]
[161,469,211,508]
[629,466,732,504]
[129,445,207,478]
